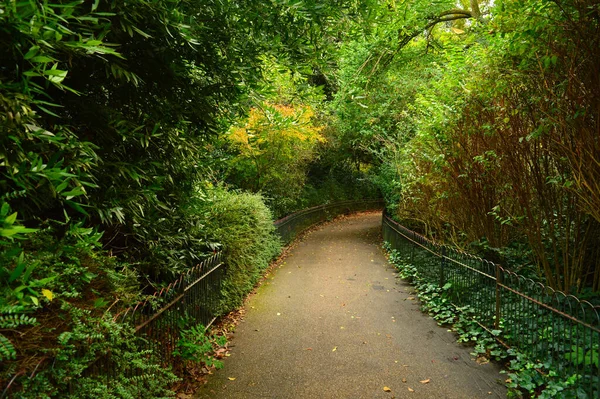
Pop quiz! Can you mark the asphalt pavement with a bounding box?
[195,212,507,399]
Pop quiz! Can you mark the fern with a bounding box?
[0,334,15,361]
[0,313,37,329]
[0,304,37,361]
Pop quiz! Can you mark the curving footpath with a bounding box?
[195,212,507,399]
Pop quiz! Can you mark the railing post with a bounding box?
[495,263,502,330]
[410,232,414,263]
[440,246,446,288]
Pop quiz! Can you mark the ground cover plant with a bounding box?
[384,243,591,398]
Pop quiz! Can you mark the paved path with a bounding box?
[195,212,506,398]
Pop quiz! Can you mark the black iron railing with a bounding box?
[382,210,600,398]
[115,252,224,365]
[274,199,384,245]
[1,253,225,398]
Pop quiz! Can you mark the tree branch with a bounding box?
[438,9,473,18]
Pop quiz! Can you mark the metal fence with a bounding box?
[382,211,600,397]
[1,253,225,398]
[274,199,384,245]
[115,252,224,365]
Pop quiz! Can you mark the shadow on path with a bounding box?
[195,212,507,398]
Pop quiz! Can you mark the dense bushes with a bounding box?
[17,306,179,399]
[333,0,600,294]
[192,187,281,313]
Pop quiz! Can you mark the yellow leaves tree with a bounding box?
[227,103,325,213]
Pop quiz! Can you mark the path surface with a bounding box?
[195,212,506,399]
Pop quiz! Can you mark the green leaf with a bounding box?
[4,212,17,225]
[43,69,68,77]
[22,261,39,282]
[65,200,89,216]
[23,46,40,60]
[30,56,55,63]
[61,187,86,199]
[8,259,26,283]
[22,71,42,77]
[56,180,69,193]
[36,105,61,118]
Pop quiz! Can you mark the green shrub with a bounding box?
[173,322,226,369]
[16,303,178,399]
[189,186,281,314]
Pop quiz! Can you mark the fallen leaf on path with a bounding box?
[408,387,414,392]
[476,356,489,364]
[215,348,227,359]
[305,348,313,351]
[383,386,392,392]
[402,378,407,383]
[407,297,415,300]
[332,346,337,352]
[420,379,430,384]
[228,377,236,381]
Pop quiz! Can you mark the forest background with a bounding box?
[1,0,599,396]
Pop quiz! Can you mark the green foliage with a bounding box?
[226,102,325,218]
[187,186,281,314]
[0,305,36,362]
[338,0,600,293]
[14,303,179,399]
[174,322,226,369]
[385,242,597,398]
[0,203,38,239]
[0,217,142,393]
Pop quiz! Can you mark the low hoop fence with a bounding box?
[115,252,224,365]
[382,210,600,398]
[1,253,224,398]
[274,199,384,245]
